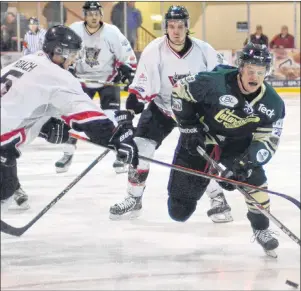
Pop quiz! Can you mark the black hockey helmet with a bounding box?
[28,17,39,25]
[238,42,272,74]
[82,1,103,15]
[165,6,190,29]
[43,25,82,61]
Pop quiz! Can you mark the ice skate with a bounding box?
[252,228,279,258]
[207,193,233,223]
[55,153,73,173]
[109,194,142,220]
[9,187,30,210]
[113,159,128,174]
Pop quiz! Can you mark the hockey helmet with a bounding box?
[43,25,82,61]
[165,6,190,29]
[238,42,272,75]
[82,1,103,16]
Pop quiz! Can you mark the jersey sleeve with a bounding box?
[202,42,223,71]
[50,76,115,145]
[247,106,285,166]
[110,26,137,70]
[127,42,161,103]
[171,73,212,125]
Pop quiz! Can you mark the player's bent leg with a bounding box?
[205,180,233,223]
[99,85,124,173]
[167,144,209,222]
[109,137,157,220]
[244,167,278,257]
[0,156,20,213]
[55,137,77,173]
[55,86,97,173]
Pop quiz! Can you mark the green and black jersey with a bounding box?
[171,68,285,166]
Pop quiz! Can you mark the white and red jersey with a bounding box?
[0,51,110,150]
[70,21,137,88]
[129,35,224,116]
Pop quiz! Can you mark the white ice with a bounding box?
[1,95,300,290]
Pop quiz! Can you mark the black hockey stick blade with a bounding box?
[1,149,110,237]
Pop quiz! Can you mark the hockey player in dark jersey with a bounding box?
[169,43,285,257]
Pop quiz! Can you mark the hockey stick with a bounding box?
[1,149,110,237]
[70,133,301,206]
[196,146,300,246]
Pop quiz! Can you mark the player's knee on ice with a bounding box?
[168,197,197,222]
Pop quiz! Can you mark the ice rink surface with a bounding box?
[1,95,300,290]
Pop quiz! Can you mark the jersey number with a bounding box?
[1,70,24,97]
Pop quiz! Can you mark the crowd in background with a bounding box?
[0,1,142,53]
[244,24,295,49]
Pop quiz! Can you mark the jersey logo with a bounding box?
[215,109,260,129]
[85,47,101,67]
[168,73,190,86]
[219,95,238,108]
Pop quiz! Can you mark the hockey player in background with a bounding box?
[0,25,138,212]
[109,5,233,223]
[168,43,285,257]
[55,1,137,173]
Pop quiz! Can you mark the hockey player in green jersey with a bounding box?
[168,43,285,257]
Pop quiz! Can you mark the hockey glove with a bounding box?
[126,93,145,115]
[118,64,135,90]
[109,110,139,168]
[218,153,253,191]
[179,124,206,156]
[39,118,70,144]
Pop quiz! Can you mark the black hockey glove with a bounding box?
[218,153,254,191]
[117,64,135,90]
[39,118,70,144]
[108,110,139,168]
[179,123,206,156]
[126,93,145,115]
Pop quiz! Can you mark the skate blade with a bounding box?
[210,212,234,223]
[109,209,142,220]
[264,249,278,258]
[114,167,129,174]
[55,166,70,174]
[8,201,30,211]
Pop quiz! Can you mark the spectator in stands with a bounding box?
[111,1,142,49]
[1,9,27,51]
[270,25,295,49]
[1,2,9,23]
[23,17,46,55]
[244,25,268,46]
[43,1,67,28]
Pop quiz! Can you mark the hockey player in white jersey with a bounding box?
[55,1,137,173]
[0,25,138,212]
[109,6,233,223]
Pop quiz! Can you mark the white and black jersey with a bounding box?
[23,29,47,55]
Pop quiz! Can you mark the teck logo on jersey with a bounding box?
[258,103,275,118]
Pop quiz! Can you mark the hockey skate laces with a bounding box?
[116,196,136,211]
[251,229,279,243]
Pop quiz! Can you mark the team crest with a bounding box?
[168,72,191,86]
[85,47,101,67]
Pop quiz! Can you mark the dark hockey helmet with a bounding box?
[43,25,82,61]
[238,42,273,75]
[28,17,39,25]
[165,5,190,29]
[83,1,103,15]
